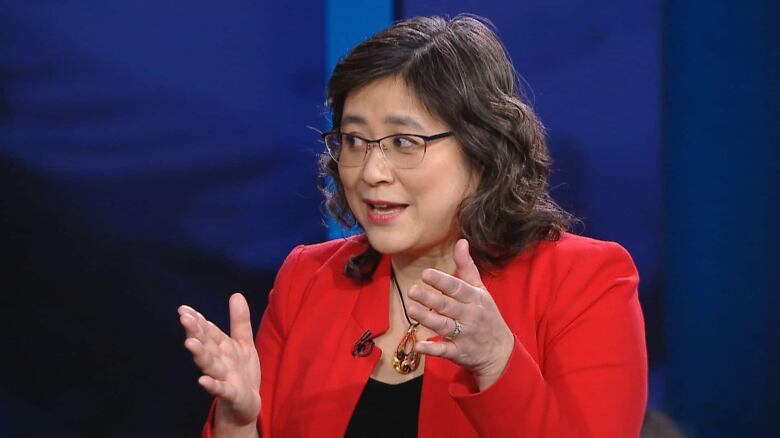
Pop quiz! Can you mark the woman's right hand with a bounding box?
[179,293,261,433]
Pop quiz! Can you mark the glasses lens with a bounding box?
[325,133,361,166]
[337,133,367,166]
[324,134,340,161]
[382,135,426,169]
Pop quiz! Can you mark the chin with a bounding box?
[364,229,455,260]
[362,227,412,255]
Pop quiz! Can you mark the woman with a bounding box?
[179,15,647,437]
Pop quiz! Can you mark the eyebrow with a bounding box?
[340,114,425,131]
[384,115,424,130]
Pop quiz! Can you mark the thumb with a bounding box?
[229,292,254,344]
[454,239,484,289]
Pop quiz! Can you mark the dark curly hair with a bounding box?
[320,14,573,281]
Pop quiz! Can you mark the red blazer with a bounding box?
[203,233,647,437]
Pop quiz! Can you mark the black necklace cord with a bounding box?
[390,267,418,327]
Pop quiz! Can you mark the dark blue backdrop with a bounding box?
[1,1,776,436]
[1,2,326,436]
[664,1,780,435]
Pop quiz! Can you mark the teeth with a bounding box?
[371,204,401,212]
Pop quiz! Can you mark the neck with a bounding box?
[390,242,457,287]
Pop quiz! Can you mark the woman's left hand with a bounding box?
[407,238,515,391]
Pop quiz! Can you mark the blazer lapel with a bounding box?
[300,255,392,436]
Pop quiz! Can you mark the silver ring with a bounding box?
[448,319,463,339]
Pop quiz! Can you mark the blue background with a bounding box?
[1,1,776,436]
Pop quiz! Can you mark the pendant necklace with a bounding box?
[391,268,421,374]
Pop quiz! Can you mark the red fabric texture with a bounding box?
[202,233,647,437]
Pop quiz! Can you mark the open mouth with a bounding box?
[364,199,408,222]
[367,202,407,214]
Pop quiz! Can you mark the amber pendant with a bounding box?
[393,324,421,374]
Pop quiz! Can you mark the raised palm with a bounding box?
[179,293,261,428]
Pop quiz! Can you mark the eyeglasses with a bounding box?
[322,131,454,169]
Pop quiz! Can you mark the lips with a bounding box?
[363,198,408,224]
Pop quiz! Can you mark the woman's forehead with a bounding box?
[341,76,446,131]
[340,114,425,131]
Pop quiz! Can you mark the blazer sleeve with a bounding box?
[202,244,307,438]
[448,241,648,437]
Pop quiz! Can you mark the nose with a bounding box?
[360,142,394,185]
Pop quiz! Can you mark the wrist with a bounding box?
[214,400,260,438]
[214,418,258,438]
[473,331,515,391]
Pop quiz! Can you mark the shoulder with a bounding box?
[273,234,369,297]
[278,234,369,276]
[501,232,636,281]
[533,232,633,263]
[489,234,643,355]
[492,232,639,320]
[536,233,640,327]
[266,234,368,332]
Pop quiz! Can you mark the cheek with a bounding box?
[414,183,466,223]
[338,167,355,193]
[338,169,361,207]
[418,172,472,223]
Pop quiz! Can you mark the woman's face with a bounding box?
[339,76,477,258]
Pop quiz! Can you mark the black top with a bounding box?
[344,376,423,437]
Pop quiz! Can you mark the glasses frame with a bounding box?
[322,131,455,169]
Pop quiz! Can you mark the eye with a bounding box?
[342,134,366,149]
[390,135,423,150]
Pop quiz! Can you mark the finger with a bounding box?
[420,269,478,304]
[179,313,200,339]
[415,340,458,359]
[178,306,204,335]
[198,375,238,401]
[184,337,228,378]
[407,302,457,337]
[195,311,227,347]
[200,321,230,361]
[407,284,465,320]
[229,293,254,344]
[180,315,224,369]
[197,374,222,397]
[178,305,197,317]
[181,312,224,354]
[453,239,485,289]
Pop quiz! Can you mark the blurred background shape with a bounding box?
[1,1,326,435]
